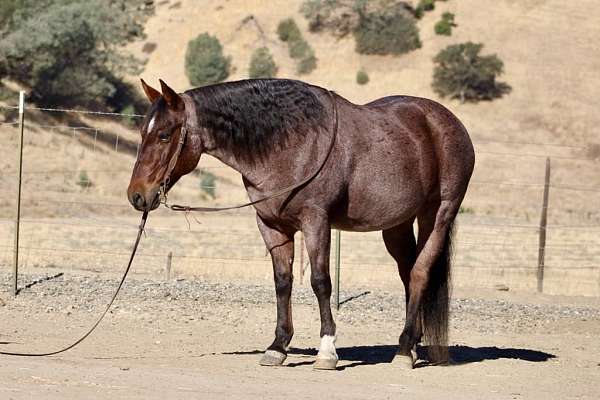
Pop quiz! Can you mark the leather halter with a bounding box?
[160,90,339,213]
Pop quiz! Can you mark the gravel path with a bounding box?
[2,271,599,335]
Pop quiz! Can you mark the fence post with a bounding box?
[298,232,305,285]
[12,91,25,296]
[334,229,341,310]
[537,157,551,293]
[166,251,173,282]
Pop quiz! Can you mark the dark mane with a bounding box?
[186,79,326,161]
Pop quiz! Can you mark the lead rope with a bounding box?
[0,211,148,357]
[161,90,339,213]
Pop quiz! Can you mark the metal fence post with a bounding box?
[537,157,551,293]
[12,91,25,296]
[334,229,341,310]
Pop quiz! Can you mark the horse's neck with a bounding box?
[204,147,264,188]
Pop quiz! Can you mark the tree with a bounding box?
[0,0,151,108]
[432,42,511,102]
[249,47,278,78]
[354,8,421,55]
[185,33,231,86]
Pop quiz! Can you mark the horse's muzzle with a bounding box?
[128,189,160,212]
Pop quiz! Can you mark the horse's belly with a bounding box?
[333,174,426,232]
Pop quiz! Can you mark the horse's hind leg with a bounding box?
[394,199,458,369]
[256,216,296,367]
[382,219,421,355]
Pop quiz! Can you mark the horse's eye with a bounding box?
[158,132,170,143]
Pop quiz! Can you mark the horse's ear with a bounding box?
[159,79,183,110]
[140,78,161,103]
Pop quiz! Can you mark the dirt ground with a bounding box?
[1,271,599,399]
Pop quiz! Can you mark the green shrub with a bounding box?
[415,0,436,18]
[77,170,92,188]
[249,47,278,78]
[354,9,421,55]
[289,38,310,59]
[301,0,357,37]
[277,17,318,74]
[356,69,369,85]
[185,33,231,86]
[297,50,317,74]
[277,18,302,42]
[432,42,511,102]
[200,171,216,199]
[434,12,456,36]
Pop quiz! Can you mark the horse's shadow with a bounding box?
[224,345,556,370]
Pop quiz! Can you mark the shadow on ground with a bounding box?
[223,345,556,370]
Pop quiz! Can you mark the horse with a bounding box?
[127,78,475,370]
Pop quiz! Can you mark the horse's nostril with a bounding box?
[133,192,145,209]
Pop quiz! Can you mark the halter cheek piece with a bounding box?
[158,122,187,205]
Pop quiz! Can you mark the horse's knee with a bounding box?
[274,270,293,294]
[310,272,331,296]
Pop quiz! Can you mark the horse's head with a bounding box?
[127,79,201,212]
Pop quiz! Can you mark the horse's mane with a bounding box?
[185,79,326,161]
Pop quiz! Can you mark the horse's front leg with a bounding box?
[303,211,338,370]
[256,216,296,367]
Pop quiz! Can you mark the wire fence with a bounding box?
[1,98,599,297]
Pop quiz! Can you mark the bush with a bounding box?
[185,33,231,86]
[297,50,317,74]
[354,9,421,55]
[77,170,92,188]
[277,17,318,75]
[200,171,216,199]
[356,69,369,85]
[249,47,277,78]
[432,42,511,102]
[301,0,358,37]
[434,12,456,36]
[289,39,309,59]
[277,18,302,42]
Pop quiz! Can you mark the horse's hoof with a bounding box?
[259,350,286,366]
[313,357,338,370]
[391,354,414,370]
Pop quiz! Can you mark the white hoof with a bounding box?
[313,356,338,370]
[391,354,414,370]
[259,350,286,366]
[314,335,338,370]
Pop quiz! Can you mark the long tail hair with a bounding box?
[421,221,454,364]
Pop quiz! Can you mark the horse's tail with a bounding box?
[421,221,453,364]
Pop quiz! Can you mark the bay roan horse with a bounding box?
[128,78,475,370]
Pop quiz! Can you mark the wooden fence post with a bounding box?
[334,229,341,310]
[166,251,173,282]
[537,157,551,293]
[12,91,25,296]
